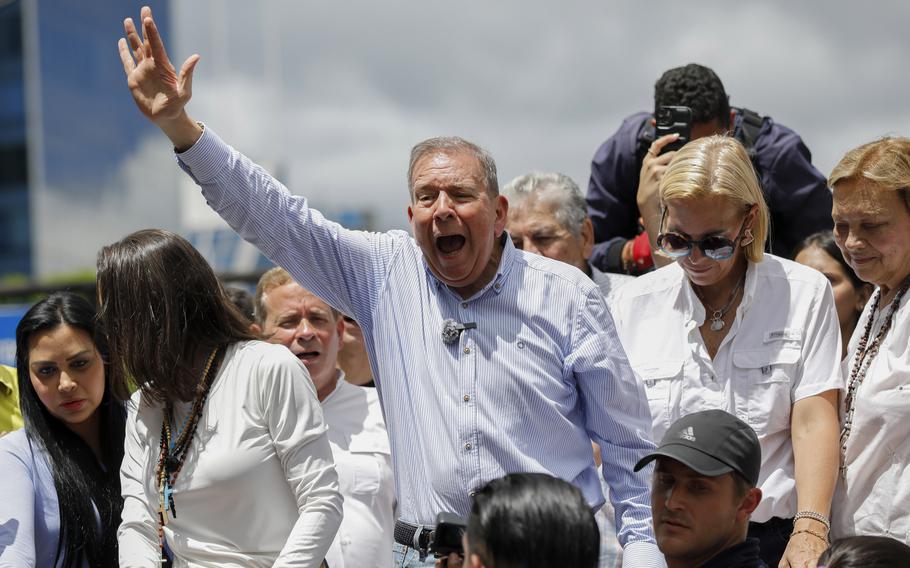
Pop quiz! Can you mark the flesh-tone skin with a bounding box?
[652,458,761,568]
[119,7,509,300]
[832,178,910,306]
[337,316,373,386]
[794,246,871,358]
[28,325,105,460]
[507,194,594,274]
[407,151,509,298]
[252,282,344,402]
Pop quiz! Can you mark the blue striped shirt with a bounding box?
[177,127,662,563]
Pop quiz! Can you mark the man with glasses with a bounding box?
[608,136,842,568]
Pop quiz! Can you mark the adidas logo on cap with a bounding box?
[678,426,696,442]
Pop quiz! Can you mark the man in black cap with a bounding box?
[635,410,766,568]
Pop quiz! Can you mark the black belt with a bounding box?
[394,519,434,551]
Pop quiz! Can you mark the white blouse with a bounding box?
[611,255,843,522]
[118,341,342,568]
[833,289,910,541]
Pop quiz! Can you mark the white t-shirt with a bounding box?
[118,340,342,568]
[322,377,394,568]
[610,255,843,522]
[833,289,910,541]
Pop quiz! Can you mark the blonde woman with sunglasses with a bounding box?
[610,136,842,568]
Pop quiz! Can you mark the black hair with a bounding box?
[225,285,256,325]
[465,473,599,568]
[817,536,910,568]
[792,230,866,290]
[654,63,730,126]
[15,292,125,568]
[96,229,255,404]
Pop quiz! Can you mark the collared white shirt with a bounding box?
[610,255,843,522]
[590,264,635,305]
[833,289,910,541]
[322,375,395,568]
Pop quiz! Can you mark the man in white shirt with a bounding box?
[503,172,633,305]
[252,267,395,568]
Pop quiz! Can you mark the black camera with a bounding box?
[430,512,467,557]
[654,105,693,154]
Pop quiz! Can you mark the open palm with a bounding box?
[118,6,199,125]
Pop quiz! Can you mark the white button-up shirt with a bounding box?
[611,256,843,522]
[833,289,910,540]
[322,376,395,568]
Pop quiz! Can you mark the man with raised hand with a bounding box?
[117,8,661,566]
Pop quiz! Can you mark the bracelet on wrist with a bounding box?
[793,510,831,531]
[791,528,829,544]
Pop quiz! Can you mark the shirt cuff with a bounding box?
[175,123,232,184]
[622,540,666,567]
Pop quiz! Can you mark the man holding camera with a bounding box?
[118,7,662,568]
[586,63,832,274]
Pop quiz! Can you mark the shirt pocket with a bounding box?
[335,449,386,498]
[732,346,798,436]
[634,360,684,435]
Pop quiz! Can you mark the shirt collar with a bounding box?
[678,260,757,325]
[424,233,514,299]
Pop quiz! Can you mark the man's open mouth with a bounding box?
[297,350,320,363]
[436,235,466,254]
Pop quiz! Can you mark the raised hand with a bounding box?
[118,6,203,150]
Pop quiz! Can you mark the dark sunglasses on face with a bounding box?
[656,209,749,261]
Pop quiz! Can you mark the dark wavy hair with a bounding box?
[793,230,866,290]
[654,63,731,126]
[465,473,599,568]
[15,292,125,567]
[96,228,254,404]
[818,536,910,567]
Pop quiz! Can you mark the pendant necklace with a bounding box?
[696,272,746,332]
[155,345,222,563]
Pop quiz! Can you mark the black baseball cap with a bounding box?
[634,409,761,486]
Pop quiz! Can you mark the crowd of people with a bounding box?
[1,6,909,568]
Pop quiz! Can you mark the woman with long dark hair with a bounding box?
[99,229,341,566]
[0,292,125,567]
[793,231,873,359]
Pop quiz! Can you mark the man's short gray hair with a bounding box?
[407,137,499,198]
[502,172,587,236]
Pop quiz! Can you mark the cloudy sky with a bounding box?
[34,1,910,276]
[160,0,910,233]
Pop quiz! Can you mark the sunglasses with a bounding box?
[656,209,749,261]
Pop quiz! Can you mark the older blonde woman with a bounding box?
[611,136,842,568]
[829,137,910,541]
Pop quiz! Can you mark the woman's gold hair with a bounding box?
[659,135,770,263]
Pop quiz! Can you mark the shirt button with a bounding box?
[517,340,525,349]
[494,282,501,290]
[464,443,472,451]
[463,394,471,402]
[461,302,469,308]
[463,347,471,354]
[469,491,477,498]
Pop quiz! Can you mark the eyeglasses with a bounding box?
[655,209,749,261]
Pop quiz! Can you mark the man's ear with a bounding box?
[493,194,509,237]
[736,487,762,522]
[468,553,485,568]
[581,218,595,260]
[250,323,263,337]
[335,314,345,341]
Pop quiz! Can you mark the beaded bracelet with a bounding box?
[791,528,829,544]
[794,510,831,530]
